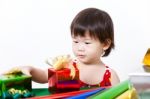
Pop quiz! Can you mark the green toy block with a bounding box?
[0,72,32,98]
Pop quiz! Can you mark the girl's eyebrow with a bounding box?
[83,37,93,40]
[72,36,92,40]
[84,38,92,40]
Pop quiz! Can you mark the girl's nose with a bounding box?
[77,43,85,51]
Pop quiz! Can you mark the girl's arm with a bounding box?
[5,66,49,83]
[23,66,48,83]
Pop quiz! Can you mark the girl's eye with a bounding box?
[85,42,91,44]
[73,41,78,43]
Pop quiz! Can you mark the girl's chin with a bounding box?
[78,58,86,62]
[78,59,89,64]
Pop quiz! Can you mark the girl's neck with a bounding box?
[77,59,105,68]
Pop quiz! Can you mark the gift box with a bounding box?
[0,72,32,98]
[48,67,80,93]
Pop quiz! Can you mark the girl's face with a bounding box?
[72,32,108,64]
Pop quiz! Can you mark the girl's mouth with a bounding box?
[78,55,85,58]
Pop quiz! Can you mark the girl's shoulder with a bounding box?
[105,65,116,74]
[105,66,120,85]
[106,66,117,76]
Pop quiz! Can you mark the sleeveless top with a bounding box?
[72,60,112,88]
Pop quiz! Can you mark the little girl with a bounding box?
[5,8,120,87]
[70,8,120,87]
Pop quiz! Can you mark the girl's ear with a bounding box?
[103,39,111,50]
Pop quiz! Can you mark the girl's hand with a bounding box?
[3,66,48,83]
[4,66,32,76]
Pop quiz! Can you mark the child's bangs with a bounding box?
[71,24,87,37]
[71,24,97,39]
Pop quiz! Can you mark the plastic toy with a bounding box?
[143,48,150,66]
[0,70,33,98]
[47,55,80,93]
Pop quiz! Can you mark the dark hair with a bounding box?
[70,8,114,57]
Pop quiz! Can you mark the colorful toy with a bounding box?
[65,87,105,99]
[0,69,33,98]
[87,80,131,99]
[116,87,138,99]
[143,48,150,66]
[47,55,80,93]
[28,87,104,99]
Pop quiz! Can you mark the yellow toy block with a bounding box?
[116,87,139,99]
[143,48,150,66]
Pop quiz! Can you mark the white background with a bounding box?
[0,0,150,88]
